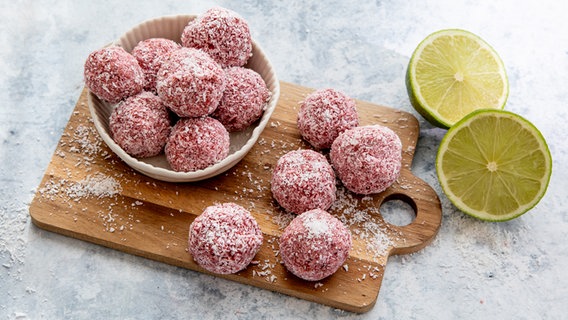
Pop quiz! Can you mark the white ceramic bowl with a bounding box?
[88,15,280,182]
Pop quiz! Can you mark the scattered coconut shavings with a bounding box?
[302,210,331,238]
[269,210,295,230]
[39,173,122,203]
[66,174,122,200]
[331,186,395,261]
[0,204,28,279]
[66,124,103,163]
[251,259,279,283]
[249,236,282,283]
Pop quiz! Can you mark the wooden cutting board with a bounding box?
[29,81,442,313]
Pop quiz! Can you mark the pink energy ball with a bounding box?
[189,203,263,274]
[330,125,402,195]
[156,47,226,118]
[165,117,230,172]
[212,67,271,132]
[297,88,359,149]
[131,38,181,92]
[109,91,171,158]
[279,209,352,281]
[181,7,253,68]
[84,46,144,103]
[271,150,336,214]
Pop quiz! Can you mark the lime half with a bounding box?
[407,29,509,128]
[436,109,551,221]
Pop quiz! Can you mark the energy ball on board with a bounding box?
[181,7,253,68]
[297,88,359,149]
[131,38,181,92]
[109,91,171,158]
[212,67,271,132]
[188,203,263,274]
[156,47,226,118]
[271,149,336,214]
[279,209,352,281]
[84,46,144,103]
[330,125,402,195]
[165,117,230,172]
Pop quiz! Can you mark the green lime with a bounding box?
[406,29,509,128]
[436,109,551,221]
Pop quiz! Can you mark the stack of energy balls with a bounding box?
[271,88,402,281]
[84,7,271,173]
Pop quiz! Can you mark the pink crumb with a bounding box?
[109,91,171,158]
[330,125,402,195]
[271,149,336,214]
[181,7,253,68]
[156,47,226,118]
[165,117,230,172]
[188,203,263,274]
[212,67,271,132]
[131,38,181,92]
[84,46,144,103]
[279,209,352,281]
[297,88,359,149]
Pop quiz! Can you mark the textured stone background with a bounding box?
[1,1,566,319]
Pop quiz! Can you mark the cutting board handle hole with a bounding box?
[380,194,416,226]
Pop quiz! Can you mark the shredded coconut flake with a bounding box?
[303,211,330,238]
[331,186,395,261]
[66,174,122,200]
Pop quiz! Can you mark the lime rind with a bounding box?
[407,29,509,129]
[436,109,552,221]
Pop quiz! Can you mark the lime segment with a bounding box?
[407,29,509,128]
[436,109,551,221]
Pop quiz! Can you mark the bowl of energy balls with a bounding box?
[86,8,280,182]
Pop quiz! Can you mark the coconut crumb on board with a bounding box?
[331,186,395,261]
[251,259,279,283]
[249,236,283,284]
[67,174,122,199]
[268,209,295,230]
[33,108,155,238]
[37,110,124,204]
[38,173,122,204]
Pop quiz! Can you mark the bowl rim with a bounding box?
[87,14,280,182]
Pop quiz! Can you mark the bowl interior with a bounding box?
[88,15,280,182]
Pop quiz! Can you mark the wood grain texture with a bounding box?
[29,82,442,313]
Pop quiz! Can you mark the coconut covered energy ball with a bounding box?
[330,125,402,195]
[271,149,336,214]
[109,91,171,158]
[165,117,230,172]
[212,67,271,132]
[188,203,263,274]
[84,46,144,103]
[156,47,226,118]
[297,88,359,149]
[279,209,352,281]
[131,38,181,92]
[181,7,253,68]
